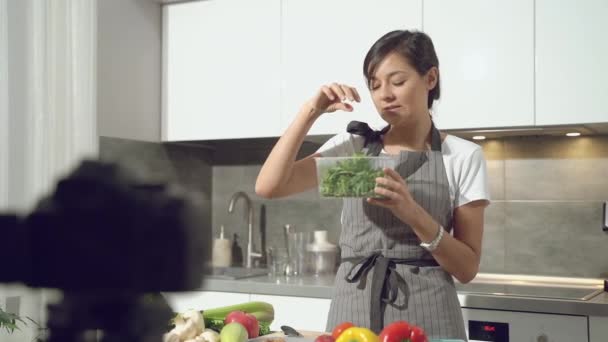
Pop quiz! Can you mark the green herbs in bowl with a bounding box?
[315,154,396,198]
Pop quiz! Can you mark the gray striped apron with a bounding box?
[325,121,467,341]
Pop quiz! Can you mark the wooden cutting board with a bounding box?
[248,331,322,342]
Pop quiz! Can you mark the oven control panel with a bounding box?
[462,308,588,342]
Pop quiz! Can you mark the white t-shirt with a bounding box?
[316,131,491,209]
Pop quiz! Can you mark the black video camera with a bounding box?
[0,160,210,342]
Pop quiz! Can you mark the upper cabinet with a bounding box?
[156,0,607,142]
[424,0,535,130]
[535,0,608,126]
[281,0,422,135]
[162,0,281,141]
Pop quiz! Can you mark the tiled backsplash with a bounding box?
[100,135,608,278]
[477,135,608,277]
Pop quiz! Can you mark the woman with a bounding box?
[256,30,490,340]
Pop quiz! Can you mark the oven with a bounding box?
[457,278,605,342]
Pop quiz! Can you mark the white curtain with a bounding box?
[0,1,97,340]
[1,0,97,213]
[0,0,9,208]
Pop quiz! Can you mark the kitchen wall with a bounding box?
[97,0,162,142]
[100,134,608,278]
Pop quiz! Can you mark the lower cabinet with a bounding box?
[162,291,332,333]
[589,316,608,342]
[250,294,332,333]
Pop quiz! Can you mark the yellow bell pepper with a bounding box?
[335,327,379,342]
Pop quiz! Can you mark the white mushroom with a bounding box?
[200,329,220,342]
[180,320,200,340]
[181,309,205,335]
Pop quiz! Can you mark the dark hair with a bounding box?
[363,30,440,109]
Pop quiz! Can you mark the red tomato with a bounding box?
[224,311,260,338]
[409,326,428,342]
[379,321,412,342]
[332,322,355,340]
[315,334,335,342]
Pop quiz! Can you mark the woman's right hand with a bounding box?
[305,83,361,116]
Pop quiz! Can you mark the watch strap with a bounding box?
[420,225,445,252]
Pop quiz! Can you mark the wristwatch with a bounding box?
[419,225,445,252]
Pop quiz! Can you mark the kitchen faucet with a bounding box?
[228,191,262,268]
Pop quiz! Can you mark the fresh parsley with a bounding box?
[319,154,388,197]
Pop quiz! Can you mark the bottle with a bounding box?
[212,225,232,267]
[231,233,243,267]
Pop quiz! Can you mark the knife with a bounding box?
[280,325,303,337]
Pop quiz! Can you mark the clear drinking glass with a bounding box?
[266,246,289,277]
[287,231,312,276]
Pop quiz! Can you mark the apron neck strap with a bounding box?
[346,120,443,152]
[346,121,390,148]
[429,121,442,151]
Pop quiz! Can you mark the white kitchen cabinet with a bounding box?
[162,291,250,313]
[160,0,608,141]
[163,0,282,141]
[281,0,422,136]
[424,0,535,130]
[250,294,332,333]
[163,291,331,331]
[535,0,608,126]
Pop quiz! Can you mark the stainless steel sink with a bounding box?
[204,266,268,280]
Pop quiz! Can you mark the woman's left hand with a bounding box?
[367,168,417,224]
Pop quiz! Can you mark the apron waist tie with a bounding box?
[342,252,439,334]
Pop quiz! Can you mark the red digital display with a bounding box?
[469,320,509,341]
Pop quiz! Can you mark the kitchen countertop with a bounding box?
[198,273,608,317]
